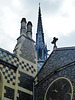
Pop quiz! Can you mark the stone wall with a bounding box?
[35,63,75,100]
[35,48,75,100]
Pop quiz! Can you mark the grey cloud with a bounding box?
[72,0,75,7]
[46,30,75,53]
[62,13,69,18]
[57,30,75,48]
[0,31,16,53]
[19,0,65,17]
[38,0,65,15]
[0,0,74,53]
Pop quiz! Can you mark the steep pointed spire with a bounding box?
[38,3,42,21]
[35,4,48,71]
[36,3,44,44]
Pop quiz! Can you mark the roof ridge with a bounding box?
[35,60,75,86]
[34,51,54,79]
[56,46,75,51]
[0,48,17,58]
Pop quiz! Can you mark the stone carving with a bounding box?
[51,37,58,50]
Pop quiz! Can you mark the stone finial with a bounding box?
[51,37,58,50]
[27,21,32,27]
[21,18,27,29]
[20,18,27,35]
[39,3,40,7]
[27,21,32,32]
[27,21,32,38]
[21,18,26,23]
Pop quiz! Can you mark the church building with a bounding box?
[34,45,75,100]
[34,5,75,100]
[0,5,75,100]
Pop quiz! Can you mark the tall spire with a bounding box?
[36,3,44,45]
[35,4,48,71]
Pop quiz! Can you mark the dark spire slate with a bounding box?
[36,4,44,45]
[35,4,48,71]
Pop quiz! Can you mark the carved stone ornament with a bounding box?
[44,77,73,100]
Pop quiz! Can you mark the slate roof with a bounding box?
[35,46,75,81]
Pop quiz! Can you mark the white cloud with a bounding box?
[12,0,20,7]
[43,0,75,37]
[0,0,75,53]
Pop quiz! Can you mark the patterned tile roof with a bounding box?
[0,48,36,74]
[0,48,19,67]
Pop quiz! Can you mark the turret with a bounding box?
[20,18,27,36]
[27,21,32,38]
[13,18,35,57]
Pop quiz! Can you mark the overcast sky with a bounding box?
[0,0,75,54]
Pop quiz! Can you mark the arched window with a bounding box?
[44,77,73,100]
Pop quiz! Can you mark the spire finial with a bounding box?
[39,3,40,7]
